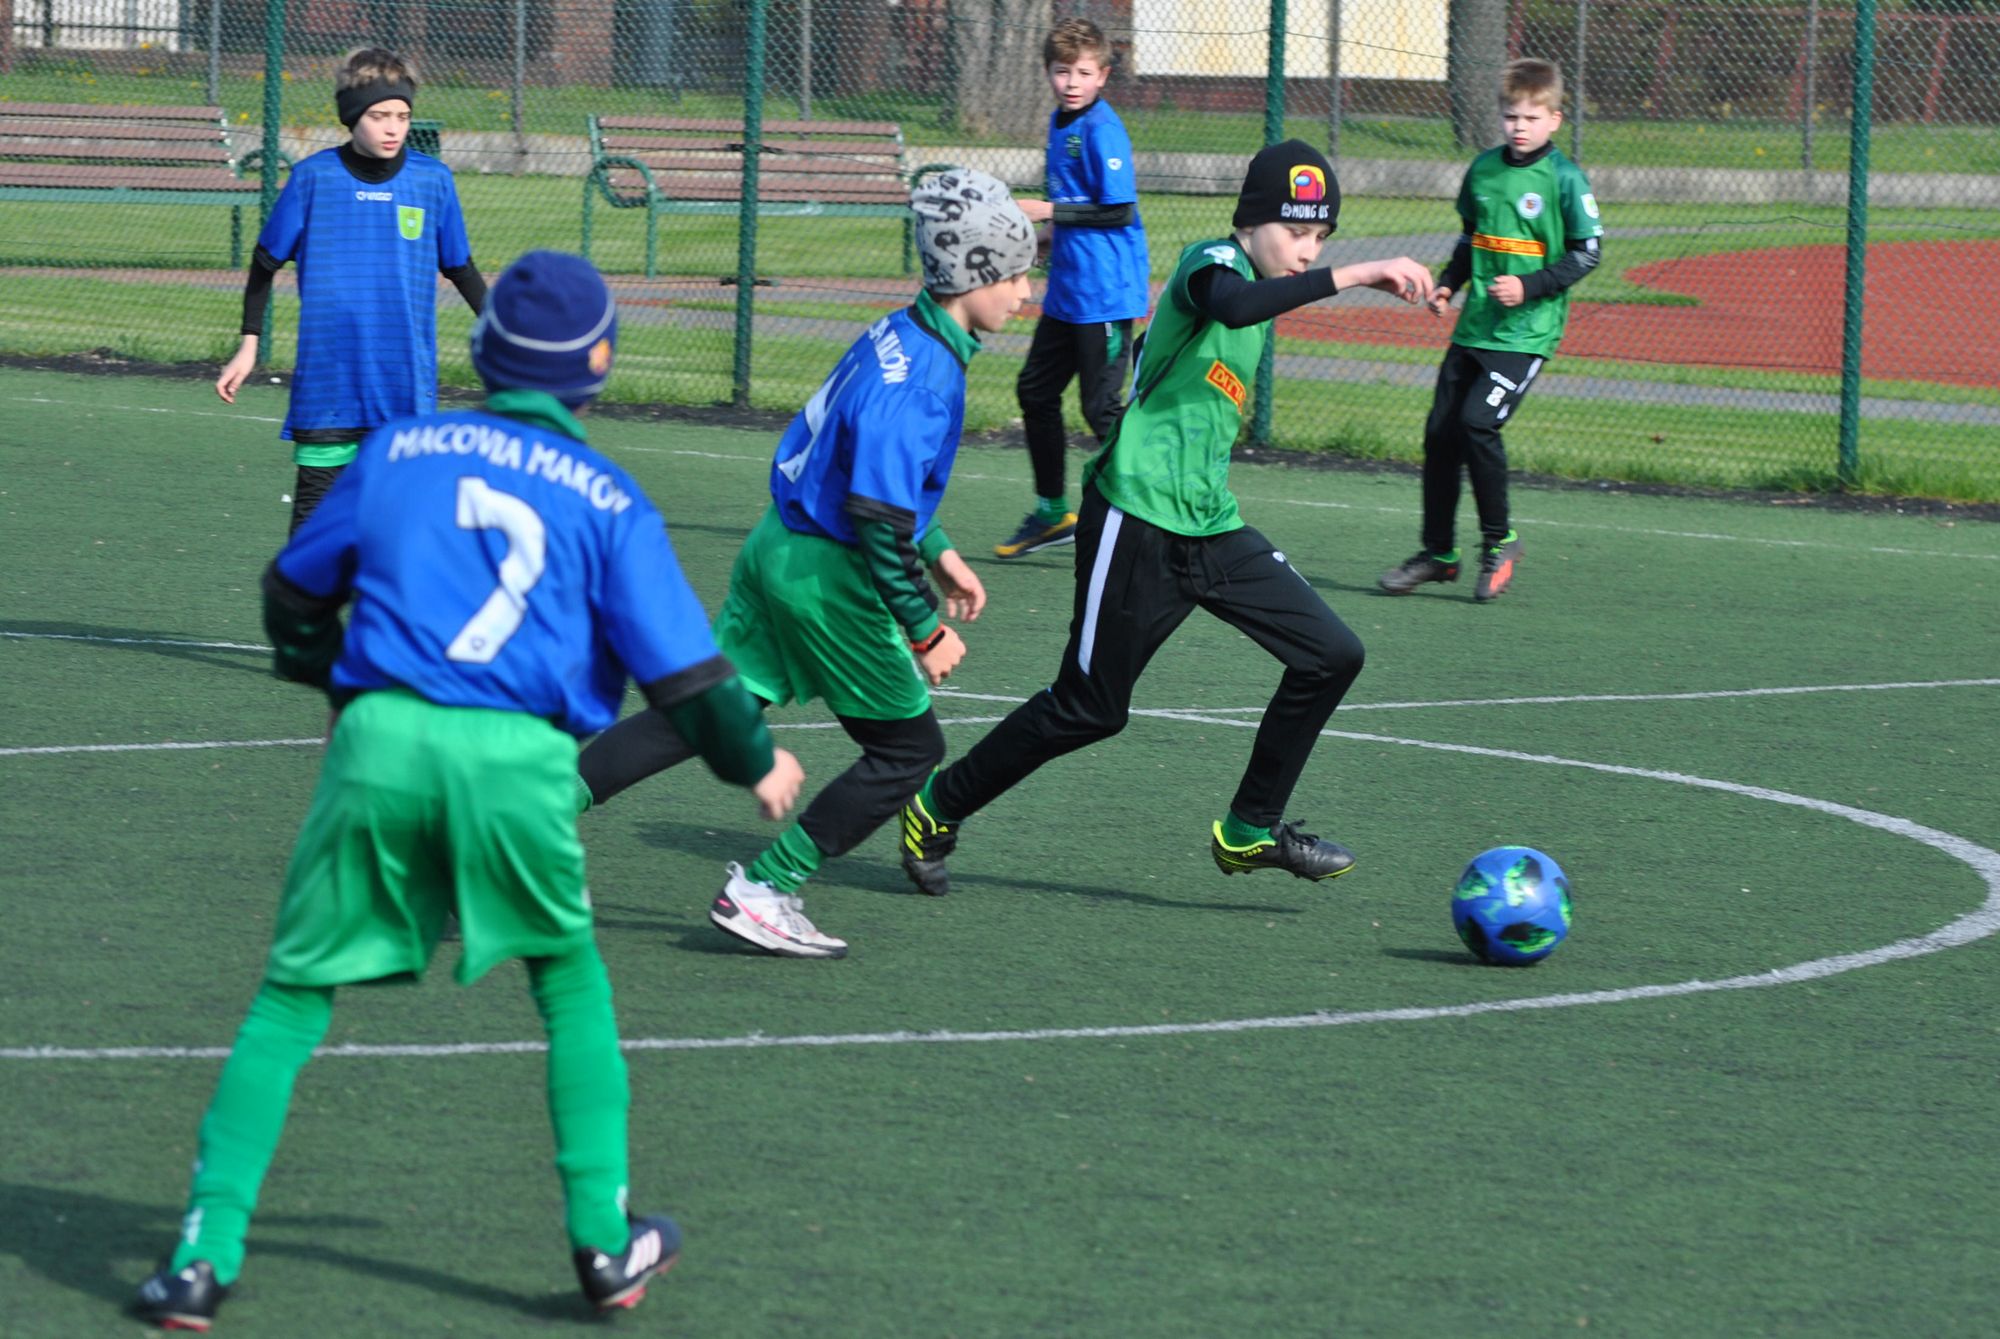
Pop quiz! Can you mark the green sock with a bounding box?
[1434,548,1460,564]
[746,823,825,895]
[1218,811,1273,848]
[572,774,594,816]
[171,980,335,1285]
[1035,495,1071,524]
[915,774,957,826]
[527,943,632,1254]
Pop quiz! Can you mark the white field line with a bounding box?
[2,641,1991,753]
[4,717,1997,1061]
[9,394,1996,560]
[5,394,286,425]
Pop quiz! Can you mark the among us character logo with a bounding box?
[1289,164,1327,202]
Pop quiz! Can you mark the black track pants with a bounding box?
[931,486,1365,830]
[1420,343,1544,552]
[1015,316,1133,501]
[289,464,346,536]
[578,706,944,860]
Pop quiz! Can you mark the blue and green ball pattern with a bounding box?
[1452,846,1572,965]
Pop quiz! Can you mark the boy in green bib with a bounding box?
[1379,58,1603,602]
[901,141,1432,893]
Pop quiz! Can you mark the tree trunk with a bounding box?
[949,0,1053,140]
[1448,0,1510,149]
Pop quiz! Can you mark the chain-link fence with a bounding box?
[4,0,1997,500]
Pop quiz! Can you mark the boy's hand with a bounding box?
[1335,257,1433,305]
[915,625,966,687]
[753,747,806,820]
[1488,274,1527,307]
[1018,199,1055,224]
[930,549,987,622]
[216,336,259,404]
[1428,286,1454,316]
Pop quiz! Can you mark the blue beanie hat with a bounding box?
[470,250,617,407]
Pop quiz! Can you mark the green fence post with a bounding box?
[1250,0,1287,447]
[733,0,770,409]
[257,0,287,362]
[1836,0,1874,489]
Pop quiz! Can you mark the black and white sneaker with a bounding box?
[1210,820,1357,882]
[134,1260,228,1332]
[573,1213,682,1312]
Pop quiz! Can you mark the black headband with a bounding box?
[336,81,416,129]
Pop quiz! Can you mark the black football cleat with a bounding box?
[135,1259,228,1332]
[899,792,958,896]
[1211,820,1357,882]
[1377,550,1461,594]
[1474,536,1522,602]
[574,1213,681,1312]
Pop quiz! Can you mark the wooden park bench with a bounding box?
[582,115,936,278]
[0,103,279,267]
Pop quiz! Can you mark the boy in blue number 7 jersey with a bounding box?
[136,252,803,1332]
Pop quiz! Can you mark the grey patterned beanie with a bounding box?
[911,168,1036,295]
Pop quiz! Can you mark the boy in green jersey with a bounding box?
[1379,58,1603,602]
[899,141,1433,893]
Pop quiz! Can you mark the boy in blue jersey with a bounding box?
[216,47,487,535]
[997,17,1150,560]
[136,252,804,1331]
[573,169,1036,959]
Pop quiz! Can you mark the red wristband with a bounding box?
[910,626,947,654]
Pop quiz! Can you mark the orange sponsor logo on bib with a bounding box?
[1205,359,1246,411]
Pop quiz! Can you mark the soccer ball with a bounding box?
[1452,846,1571,965]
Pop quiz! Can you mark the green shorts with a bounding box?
[265,690,591,988]
[292,441,359,468]
[712,504,930,721]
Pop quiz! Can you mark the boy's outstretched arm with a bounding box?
[1329,256,1434,304]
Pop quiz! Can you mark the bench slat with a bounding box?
[0,119,229,143]
[602,176,908,205]
[2,142,233,164]
[597,115,900,139]
[0,162,251,191]
[0,102,224,122]
[607,152,903,179]
[601,136,901,162]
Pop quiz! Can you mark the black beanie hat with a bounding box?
[1232,139,1340,231]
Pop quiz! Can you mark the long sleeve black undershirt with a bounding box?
[1186,263,1337,330]
[1051,201,1134,228]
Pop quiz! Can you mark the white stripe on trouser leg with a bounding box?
[1077,505,1126,676]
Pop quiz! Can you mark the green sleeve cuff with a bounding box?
[660,676,776,789]
[917,525,952,566]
